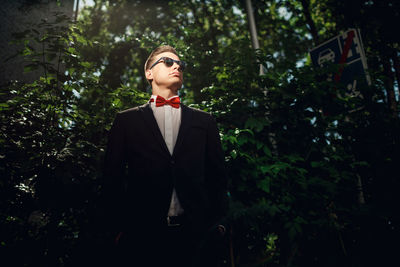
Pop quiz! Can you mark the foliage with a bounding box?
[0,11,147,266]
[202,45,400,265]
[1,1,399,267]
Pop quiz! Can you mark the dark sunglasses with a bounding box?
[149,57,187,71]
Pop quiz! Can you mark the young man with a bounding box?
[102,45,227,267]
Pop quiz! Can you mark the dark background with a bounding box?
[1,0,399,266]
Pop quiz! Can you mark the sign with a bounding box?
[310,28,370,99]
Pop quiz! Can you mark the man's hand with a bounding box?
[114,231,123,245]
[217,225,226,236]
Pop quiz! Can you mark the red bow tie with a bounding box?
[150,96,180,108]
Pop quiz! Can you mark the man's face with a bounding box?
[146,52,183,91]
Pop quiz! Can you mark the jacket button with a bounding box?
[170,160,175,164]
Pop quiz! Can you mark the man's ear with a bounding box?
[145,69,153,81]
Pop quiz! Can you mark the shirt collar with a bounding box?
[151,95,180,101]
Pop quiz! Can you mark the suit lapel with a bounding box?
[173,104,193,157]
[139,103,171,158]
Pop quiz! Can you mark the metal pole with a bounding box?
[245,0,277,155]
[245,0,264,75]
[74,0,80,22]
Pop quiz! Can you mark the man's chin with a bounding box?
[170,81,183,91]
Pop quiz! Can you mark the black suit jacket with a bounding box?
[103,103,227,235]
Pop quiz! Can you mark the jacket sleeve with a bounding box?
[101,112,127,233]
[205,115,228,228]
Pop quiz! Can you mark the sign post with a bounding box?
[310,28,370,99]
[310,29,367,205]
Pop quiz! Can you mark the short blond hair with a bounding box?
[144,45,179,76]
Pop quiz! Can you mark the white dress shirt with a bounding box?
[150,95,184,217]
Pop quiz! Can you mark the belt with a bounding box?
[166,215,186,227]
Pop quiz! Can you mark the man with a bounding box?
[102,45,227,267]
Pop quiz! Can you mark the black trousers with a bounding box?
[111,222,221,267]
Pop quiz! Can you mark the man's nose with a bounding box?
[172,62,182,71]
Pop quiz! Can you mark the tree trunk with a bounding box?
[382,56,398,116]
[392,49,400,103]
[300,0,319,45]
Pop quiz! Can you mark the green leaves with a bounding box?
[257,178,270,193]
[245,117,269,133]
[23,63,39,73]
[2,1,399,266]
[0,102,9,111]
